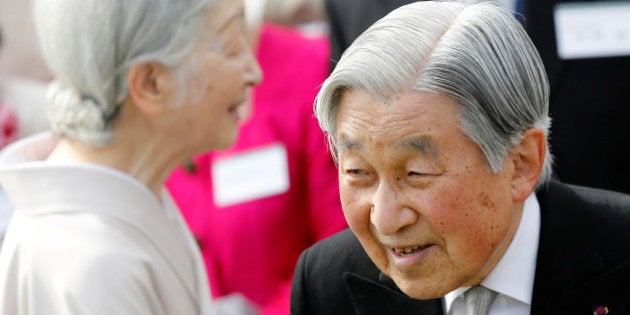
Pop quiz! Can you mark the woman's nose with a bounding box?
[244,49,262,86]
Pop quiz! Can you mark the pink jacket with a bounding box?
[167,23,346,315]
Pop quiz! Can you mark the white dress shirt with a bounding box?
[443,194,541,315]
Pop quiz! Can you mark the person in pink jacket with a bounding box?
[166,22,346,315]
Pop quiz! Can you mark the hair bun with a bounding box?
[46,80,111,145]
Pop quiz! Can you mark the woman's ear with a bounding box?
[126,62,174,116]
[510,128,546,202]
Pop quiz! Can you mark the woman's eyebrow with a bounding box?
[217,8,245,32]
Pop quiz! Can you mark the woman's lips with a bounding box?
[227,101,246,121]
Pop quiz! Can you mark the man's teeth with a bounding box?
[393,246,421,255]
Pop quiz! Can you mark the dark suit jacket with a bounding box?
[291,181,630,314]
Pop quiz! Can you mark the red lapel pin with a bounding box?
[593,305,609,315]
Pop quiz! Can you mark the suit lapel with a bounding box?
[531,181,627,314]
[571,261,630,315]
[343,272,442,314]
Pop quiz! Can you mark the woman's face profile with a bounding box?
[168,0,262,153]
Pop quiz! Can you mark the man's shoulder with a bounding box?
[292,229,383,314]
[532,180,630,313]
[539,180,630,252]
[302,228,377,274]
[540,180,630,222]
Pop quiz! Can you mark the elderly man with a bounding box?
[290,2,630,314]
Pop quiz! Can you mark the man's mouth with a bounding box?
[388,245,431,257]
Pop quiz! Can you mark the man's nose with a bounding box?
[370,181,418,236]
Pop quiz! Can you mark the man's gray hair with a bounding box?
[315,1,553,188]
[33,0,218,145]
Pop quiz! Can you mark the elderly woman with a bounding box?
[0,0,260,314]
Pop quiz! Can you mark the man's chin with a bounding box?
[393,278,450,301]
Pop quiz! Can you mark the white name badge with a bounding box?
[212,143,290,207]
[554,1,630,60]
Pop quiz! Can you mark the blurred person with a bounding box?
[325,0,416,72]
[522,0,630,194]
[0,25,19,150]
[263,0,328,39]
[0,0,261,314]
[0,25,20,251]
[291,2,630,314]
[166,1,346,314]
[0,1,52,140]
[264,0,325,28]
[0,1,52,82]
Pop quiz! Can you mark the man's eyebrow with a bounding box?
[337,139,362,152]
[336,136,437,156]
[398,136,439,157]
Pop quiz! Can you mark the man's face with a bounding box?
[335,90,523,299]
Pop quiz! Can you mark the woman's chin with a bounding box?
[213,128,239,151]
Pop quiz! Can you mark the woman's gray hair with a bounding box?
[33,0,218,145]
[315,1,553,188]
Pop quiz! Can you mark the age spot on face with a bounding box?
[478,192,494,208]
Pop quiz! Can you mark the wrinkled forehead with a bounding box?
[204,0,245,31]
[195,0,246,50]
[334,88,461,151]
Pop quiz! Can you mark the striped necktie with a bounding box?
[464,286,498,315]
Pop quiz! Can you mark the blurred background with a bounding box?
[0,0,50,140]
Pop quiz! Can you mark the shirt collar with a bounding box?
[443,193,541,311]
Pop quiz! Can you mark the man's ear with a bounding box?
[510,128,546,202]
[126,62,174,116]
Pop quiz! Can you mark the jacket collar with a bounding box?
[343,272,442,314]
